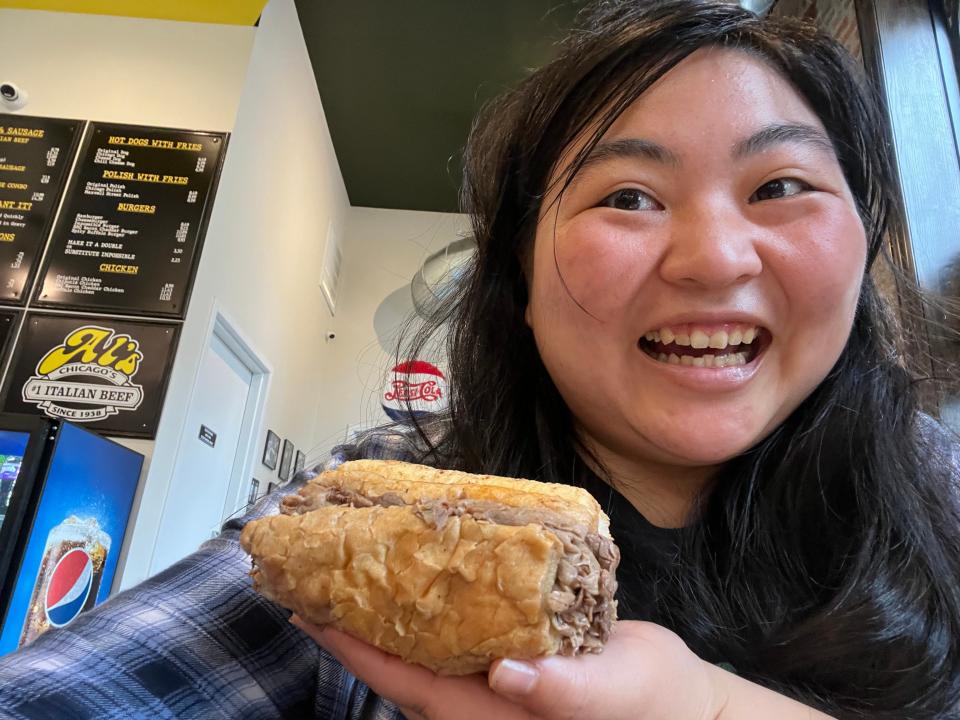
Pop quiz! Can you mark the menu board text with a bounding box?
[0,118,79,304]
[36,123,226,317]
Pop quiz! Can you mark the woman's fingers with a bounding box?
[398,707,427,720]
[291,616,717,720]
[486,621,718,720]
[290,615,539,720]
[488,656,592,720]
[291,615,449,706]
[292,615,445,710]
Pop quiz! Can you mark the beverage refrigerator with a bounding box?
[0,413,143,655]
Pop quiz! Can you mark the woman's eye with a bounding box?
[750,177,811,202]
[598,188,660,211]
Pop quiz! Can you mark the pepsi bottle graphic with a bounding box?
[19,516,111,647]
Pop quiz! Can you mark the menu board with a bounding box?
[0,310,20,373]
[35,123,227,318]
[0,118,81,305]
[0,312,180,438]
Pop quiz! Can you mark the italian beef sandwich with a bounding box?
[239,459,620,675]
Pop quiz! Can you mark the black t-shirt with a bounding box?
[575,466,734,667]
[575,465,683,622]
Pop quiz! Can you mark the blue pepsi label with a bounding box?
[44,548,93,627]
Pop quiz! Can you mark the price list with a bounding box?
[35,123,226,317]
[0,118,80,304]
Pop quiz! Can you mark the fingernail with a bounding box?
[490,659,539,696]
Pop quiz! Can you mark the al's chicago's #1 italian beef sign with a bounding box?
[0,313,180,438]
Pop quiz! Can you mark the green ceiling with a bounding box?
[294,0,584,213]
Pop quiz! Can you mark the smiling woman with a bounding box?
[0,1,956,719]
[390,0,960,717]
[529,47,868,481]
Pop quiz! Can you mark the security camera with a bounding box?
[0,82,28,110]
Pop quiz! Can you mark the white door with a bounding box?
[149,333,253,574]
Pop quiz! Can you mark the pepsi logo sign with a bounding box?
[44,548,93,628]
[382,360,448,423]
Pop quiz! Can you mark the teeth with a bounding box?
[647,350,749,368]
[643,325,761,352]
[643,327,760,360]
[690,330,710,349]
[708,331,728,349]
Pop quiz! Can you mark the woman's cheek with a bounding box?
[769,211,866,322]
[552,215,657,318]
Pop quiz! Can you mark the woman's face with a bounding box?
[525,48,867,469]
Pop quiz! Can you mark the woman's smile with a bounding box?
[638,321,766,367]
[635,320,771,390]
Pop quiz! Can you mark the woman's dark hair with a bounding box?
[396,1,960,717]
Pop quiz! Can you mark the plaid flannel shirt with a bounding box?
[0,431,422,720]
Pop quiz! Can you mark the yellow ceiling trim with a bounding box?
[0,0,268,25]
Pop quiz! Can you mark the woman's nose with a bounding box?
[658,202,763,289]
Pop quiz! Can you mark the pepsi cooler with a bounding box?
[0,415,143,655]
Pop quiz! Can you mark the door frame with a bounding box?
[203,302,272,522]
[149,301,271,573]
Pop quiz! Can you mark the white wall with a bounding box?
[312,207,469,458]
[0,3,470,590]
[0,8,257,581]
[119,0,351,587]
[0,9,255,131]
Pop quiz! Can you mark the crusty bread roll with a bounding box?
[239,460,619,675]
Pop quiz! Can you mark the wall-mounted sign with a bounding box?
[0,313,180,438]
[0,117,81,305]
[381,360,448,423]
[198,424,216,447]
[35,123,227,318]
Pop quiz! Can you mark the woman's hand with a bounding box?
[290,616,723,720]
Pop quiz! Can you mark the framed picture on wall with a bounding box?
[248,478,260,505]
[294,450,306,474]
[262,430,280,470]
[279,439,294,481]
[267,481,277,495]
